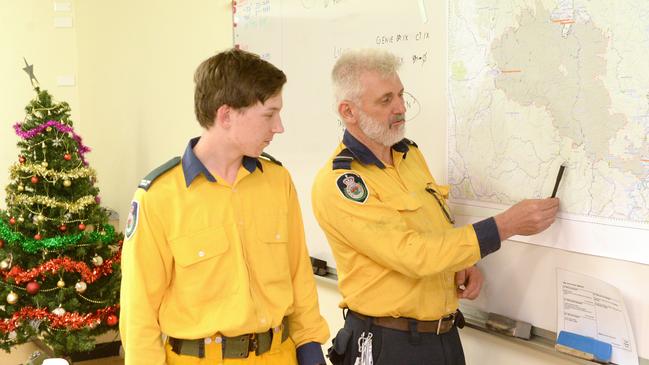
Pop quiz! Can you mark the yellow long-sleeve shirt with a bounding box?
[311,131,501,320]
[120,138,329,364]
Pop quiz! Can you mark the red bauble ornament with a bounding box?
[30,176,39,184]
[63,153,72,161]
[78,223,86,231]
[26,281,40,295]
[59,225,67,232]
[106,314,118,326]
[0,239,4,248]
[34,233,42,240]
[18,156,26,164]
[9,217,16,225]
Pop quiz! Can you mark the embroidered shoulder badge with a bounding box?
[125,200,139,240]
[336,172,369,204]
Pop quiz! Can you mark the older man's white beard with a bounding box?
[357,111,406,147]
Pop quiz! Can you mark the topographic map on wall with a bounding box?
[448,0,649,264]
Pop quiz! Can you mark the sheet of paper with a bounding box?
[557,268,638,365]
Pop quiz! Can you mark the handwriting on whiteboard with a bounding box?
[376,31,430,45]
[412,52,427,66]
[235,0,271,29]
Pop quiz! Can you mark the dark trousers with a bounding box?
[328,311,466,365]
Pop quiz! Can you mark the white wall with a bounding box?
[75,0,233,223]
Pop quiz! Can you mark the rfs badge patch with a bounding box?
[125,200,139,240]
[336,173,369,204]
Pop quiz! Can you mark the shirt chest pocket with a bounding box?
[382,192,426,230]
[170,226,230,268]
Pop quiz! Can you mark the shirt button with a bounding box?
[214,336,222,344]
[273,326,280,333]
[204,337,212,345]
[198,250,205,257]
[260,318,267,324]
[275,233,281,240]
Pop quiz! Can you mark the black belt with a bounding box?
[349,310,465,335]
[169,317,289,359]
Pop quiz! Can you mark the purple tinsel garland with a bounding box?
[13,120,91,166]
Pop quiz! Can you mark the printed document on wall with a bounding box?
[557,268,638,365]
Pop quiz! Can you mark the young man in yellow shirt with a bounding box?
[120,49,329,365]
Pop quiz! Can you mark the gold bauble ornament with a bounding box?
[92,255,104,266]
[0,259,11,270]
[46,127,52,132]
[6,291,18,305]
[17,216,24,223]
[41,161,48,168]
[74,281,87,293]
[57,279,65,288]
[17,185,24,191]
[63,179,72,187]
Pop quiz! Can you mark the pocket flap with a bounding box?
[170,226,229,267]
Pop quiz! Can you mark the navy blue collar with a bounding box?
[342,130,410,169]
[181,137,262,187]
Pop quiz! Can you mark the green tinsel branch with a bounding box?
[0,220,116,253]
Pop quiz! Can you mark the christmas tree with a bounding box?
[0,60,122,357]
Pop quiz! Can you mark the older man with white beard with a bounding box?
[311,49,560,365]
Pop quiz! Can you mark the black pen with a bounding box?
[551,164,566,198]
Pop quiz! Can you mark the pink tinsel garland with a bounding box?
[13,120,91,165]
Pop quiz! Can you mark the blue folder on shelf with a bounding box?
[555,331,612,363]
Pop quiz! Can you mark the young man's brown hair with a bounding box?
[194,48,287,128]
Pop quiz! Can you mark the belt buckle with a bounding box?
[248,333,258,353]
[436,313,455,335]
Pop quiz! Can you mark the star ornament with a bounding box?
[22,57,39,86]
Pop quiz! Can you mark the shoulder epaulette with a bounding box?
[260,152,282,166]
[404,138,418,148]
[332,148,355,170]
[138,156,181,191]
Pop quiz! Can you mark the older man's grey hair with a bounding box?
[331,49,402,106]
